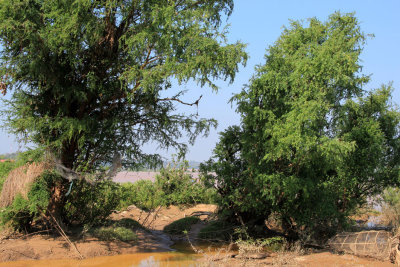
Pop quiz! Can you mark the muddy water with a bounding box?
[0,252,202,267]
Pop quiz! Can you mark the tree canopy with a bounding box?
[205,12,400,240]
[0,0,247,171]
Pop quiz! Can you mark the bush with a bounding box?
[119,180,164,211]
[65,179,121,226]
[0,171,59,231]
[90,218,141,242]
[117,160,217,211]
[163,216,200,235]
[91,226,137,242]
[155,161,217,206]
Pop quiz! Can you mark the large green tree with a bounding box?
[205,12,400,240]
[0,0,246,221]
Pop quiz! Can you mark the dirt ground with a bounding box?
[0,204,396,266]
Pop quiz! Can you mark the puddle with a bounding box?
[0,252,202,267]
[0,240,234,267]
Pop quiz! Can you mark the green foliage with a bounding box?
[0,171,58,231]
[156,160,217,206]
[90,218,141,242]
[198,220,234,241]
[119,180,164,211]
[0,0,247,171]
[65,179,121,226]
[14,149,45,166]
[163,216,200,235]
[118,160,217,210]
[205,12,400,240]
[91,226,137,242]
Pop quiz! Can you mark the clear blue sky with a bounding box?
[1,0,399,162]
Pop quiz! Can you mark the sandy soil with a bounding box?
[0,204,217,262]
[0,204,395,266]
[203,251,394,266]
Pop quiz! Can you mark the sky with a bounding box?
[1,0,399,162]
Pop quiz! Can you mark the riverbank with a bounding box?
[0,204,395,266]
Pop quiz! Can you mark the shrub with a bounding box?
[117,160,217,211]
[118,180,164,211]
[155,161,217,206]
[0,171,59,231]
[91,226,137,242]
[163,216,200,235]
[64,179,121,226]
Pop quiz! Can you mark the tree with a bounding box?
[205,12,400,240]
[0,0,246,224]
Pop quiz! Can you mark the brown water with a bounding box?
[0,252,202,267]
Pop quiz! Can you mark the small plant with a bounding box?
[118,180,164,211]
[117,159,217,211]
[89,218,141,242]
[0,171,59,231]
[155,160,217,206]
[164,216,200,235]
[91,226,137,242]
[65,179,121,226]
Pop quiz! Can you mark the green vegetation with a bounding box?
[88,218,141,242]
[119,161,217,211]
[0,0,246,223]
[163,216,200,235]
[0,171,59,231]
[91,226,137,242]
[0,1,398,247]
[203,12,400,241]
[65,179,121,226]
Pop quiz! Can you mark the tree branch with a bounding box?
[157,94,203,107]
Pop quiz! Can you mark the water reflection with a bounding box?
[0,252,202,267]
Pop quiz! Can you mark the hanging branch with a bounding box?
[157,94,203,107]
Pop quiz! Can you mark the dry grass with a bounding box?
[272,242,303,266]
[195,238,304,266]
[0,162,51,207]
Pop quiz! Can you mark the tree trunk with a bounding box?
[46,179,69,232]
[46,143,77,231]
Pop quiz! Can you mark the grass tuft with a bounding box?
[92,226,137,242]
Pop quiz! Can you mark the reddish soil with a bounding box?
[0,204,395,266]
[0,204,217,263]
